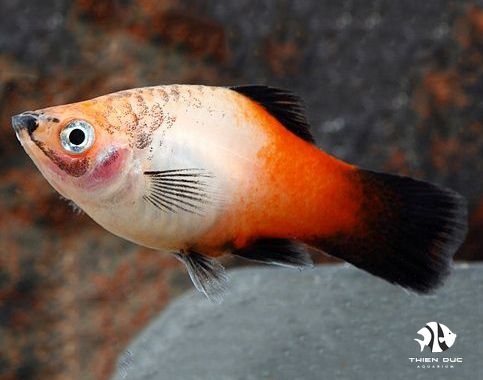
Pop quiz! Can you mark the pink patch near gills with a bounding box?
[87,147,126,186]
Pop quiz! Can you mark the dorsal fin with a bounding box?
[230,85,315,143]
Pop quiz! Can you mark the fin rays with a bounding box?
[232,238,314,270]
[174,251,229,303]
[143,168,214,215]
[230,85,315,143]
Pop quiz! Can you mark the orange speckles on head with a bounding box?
[79,88,175,150]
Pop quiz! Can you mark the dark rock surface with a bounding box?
[112,264,483,380]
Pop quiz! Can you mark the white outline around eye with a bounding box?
[60,120,95,154]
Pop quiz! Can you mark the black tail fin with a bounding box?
[312,169,468,293]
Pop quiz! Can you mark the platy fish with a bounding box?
[12,85,468,301]
[415,322,457,352]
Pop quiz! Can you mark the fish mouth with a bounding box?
[12,112,40,136]
[13,113,91,179]
[12,112,47,157]
[12,112,53,169]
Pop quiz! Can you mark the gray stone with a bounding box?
[111,263,483,380]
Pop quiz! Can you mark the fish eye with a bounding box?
[60,120,95,154]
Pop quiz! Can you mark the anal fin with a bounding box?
[174,251,229,303]
[232,238,314,270]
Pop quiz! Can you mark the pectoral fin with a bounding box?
[143,168,215,215]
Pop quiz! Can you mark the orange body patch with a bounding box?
[199,101,363,251]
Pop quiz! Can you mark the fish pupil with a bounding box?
[69,128,86,146]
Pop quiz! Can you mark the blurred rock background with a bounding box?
[0,0,482,379]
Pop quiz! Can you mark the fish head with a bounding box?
[12,101,135,207]
[439,324,457,348]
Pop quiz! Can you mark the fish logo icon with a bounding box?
[415,322,457,353]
